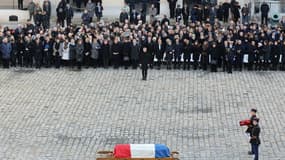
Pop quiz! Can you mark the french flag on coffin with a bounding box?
[114,144,171,158]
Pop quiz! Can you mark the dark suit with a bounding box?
[140,49,151,80]
[154,42,165,69]
[167,0,177,18]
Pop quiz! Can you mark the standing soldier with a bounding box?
[250,117,261,160]
[33,38,43,69]
[140,45,151,81]
[173,38,182,69]
[210,42,218,72]
[153,38,165,70]
[235,40,243,71]
[130,38,140,69]
[76,39,84,70]
[183,38,191,70]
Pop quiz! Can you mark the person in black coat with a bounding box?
[250,117,261,160]
[154,38,165,70]
[248,41,256,71]
[130,39,140,69]
[33,38,43,69]
[140,45,151,80]
[281,41,285,71]
[235,40,243,71]
[173,38,182,69]
[271,40,281,70]
[167,0,177,18]
[192,40,201,70]
[201,41,209,71]
[175,5,183,23]
[130,9,139,24]
[210,42,218,72]
[119,10,129,23]
[222,2,230,23]
[183,38,191,70]
[111,37,122,69]
[43,37,53,68]
[260,2,270,25]
[225,41,235,73]
[24,38,33,67]
[56,0,67,27]
[101,39,110,68]
[83,38,92,68]
[66,4,74,27]
[17,38,25,67]
[122,38,131,69]
[182,4,189,25]
[165,39,174,70]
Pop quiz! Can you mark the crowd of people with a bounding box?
[1,0,285,79]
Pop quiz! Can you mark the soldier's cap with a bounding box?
[251,108,257,113]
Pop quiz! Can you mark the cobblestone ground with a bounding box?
[0,68,284,160]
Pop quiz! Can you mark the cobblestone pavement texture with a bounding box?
[0,68,284,160]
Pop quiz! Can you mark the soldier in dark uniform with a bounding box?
[175,5,183,23]
[193,40,201,70]
[33,38,43,69]
[250,117,261,160]
[165,39,174,70]
[210,42,218,72]
[225,41,235,73]
[173,38,182,69]
[245,108,257,155]
[140,45,151,80]
[271,40,281,70]
[182,4,189,25]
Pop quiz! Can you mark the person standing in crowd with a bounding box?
[130,9,138,24]
[24,36,33,68]
[182,4,189,25]
[216,3,224,22]
[83,37,92,68]
[271,40,281,70]
[27,0,36,21]
[95,2,103,21]
[91,37,100,68]
[225,41,235,74]
[34,10,43,28]
[245,108,258,155]
[10,37,18,67]
[209,5,216,25]
[173,38,182,69]
[201,41,209,71]
[175,5,183,23]
[66,4,74,26]
[0,38,12,68]
[82,9,91,26]
[210,42,218,72]
[241,4,249,24]
[192,40,201,70]
[122,38,131,69]
[53,38,62,68]
[43,0,51,28]
[101,39,110,68]
[281,40,285,71]
[86,0,95,23]
[69,38,77,68]
[165,39,174,70]
[183,38,191,70]
[149,4,157,24]
[120,9,129,23]
[260,2,270,25]
[167,0,177,19]
[76,39,84,70]
[111,37,121,69]
[250,117,261,160]
[17,38,25,67]
[43,37,53,68]
[33,38,43,69]
[140,45,151,80]
[262,40,271,71]
[61,39,70,67]
[222,1,230,23]
[154,37,165,70]
[231,1,240,23]
[18,0,24,10]
[56,0,67,27]
[130,38,140,69]
[235,40,243,71]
